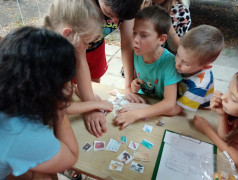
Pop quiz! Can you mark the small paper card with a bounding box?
[128,141,139,151]
[106,139,121,152]
[143,124,153,133]
[94,141,105,151]
[130,161,144,173]
[109,160,124,172]
[134,151,150,161]
[117,150,133,164]
[141,139,154,150]
[120,136,127,144]
[81,142,92,152]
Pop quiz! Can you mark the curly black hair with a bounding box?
[0,26,76,124]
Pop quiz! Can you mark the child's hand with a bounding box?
[117,103,150,113]
[131,78,144,93]
[210,90,225,116]
[124,87,146,103]
[114,111,138,130]
[193,115,212,134]
[98,100,113,112]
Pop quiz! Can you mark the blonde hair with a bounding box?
[180,25,224,65]
[42,0,103,45]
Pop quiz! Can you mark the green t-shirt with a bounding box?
[134,49,182,99]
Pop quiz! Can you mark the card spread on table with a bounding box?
[106,138,121,152]
[134,151,150,161]
[128,141,139,151]
[109,160,124,172]
[94,141,105,151]
[117,150,133,164]
[120,136,127,144]
[81,142,92,152]
[143,124,153,133]
[141,139,154,149]
[130,161,144,173]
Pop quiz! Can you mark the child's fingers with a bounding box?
[136,79,144,85]
[120,122,129,130]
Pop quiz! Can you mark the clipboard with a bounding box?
[152,129,217,180]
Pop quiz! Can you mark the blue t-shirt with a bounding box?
[134,49,182,99]
[0,113,60,179]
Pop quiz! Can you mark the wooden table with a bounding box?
[70,83,218,180]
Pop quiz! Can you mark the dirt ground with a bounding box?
[0,0,238,48]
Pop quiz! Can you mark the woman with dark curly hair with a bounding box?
[0,26,112,179]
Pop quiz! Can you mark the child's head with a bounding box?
[221,73,238,118]
[132,5,171,56]
[0,26,76,124]
[223,73,238,145]
[98,0,143,24]
[42,0,103,50]
[175,25,224,76]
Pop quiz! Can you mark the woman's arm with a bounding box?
[66,101,113,115]
[166,24,180,53]
[120,20,146,104]
[31,114,79,173]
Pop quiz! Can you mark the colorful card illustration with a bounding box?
[94,141,105,151]
[143,124,153,133]
[120,136,127,144]
[130,161,144,173]
[81,142,92,152]
[117,150,133,164]
[106,139,121,152]
[134,151,150,162]
[118,99,130,107]
[109,160,124,172]
[141,139,154,150]
[128,141,139,151]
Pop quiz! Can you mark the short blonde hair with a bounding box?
[180,25,224,65]
[42,0,103,45]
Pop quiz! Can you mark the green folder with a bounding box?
[151,129,217,180]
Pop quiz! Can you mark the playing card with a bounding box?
[143,124,153,133]
[141,139,154,150]
[130,161,144,173]
[109,89,121,96]
[117,150,133,164]
[128,141,139,151]
[94,141,105,151]
[106,139,121,152]
[120,136,127,144]
[109,160,124,172]
[134,151,150,161]
[81,142,92,152]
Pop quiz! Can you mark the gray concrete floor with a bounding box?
[102,30,238,94]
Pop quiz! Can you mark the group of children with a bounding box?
[0,0,237,179]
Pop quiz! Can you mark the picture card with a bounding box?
[94,141,105,151]
[117,150,133,164]
[106,138,121,152]
[134,151,150,162]
[109,160,124,172]
[120,136,127,144]
[81,142,92,152]
[143,124,153,133]
[141,139,154,150]
[130,161,144,173]
[128,141,139,151]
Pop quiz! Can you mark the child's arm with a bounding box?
[75,51,107,138]
[115,84,177,129]
[193,115,238,167]
[66,101,113,115]
[120,20,146,104]
[31,114,79,173]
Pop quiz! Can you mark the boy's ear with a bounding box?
[202,64,213,70]
[62,28,73,38]
[158,34,167,44]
